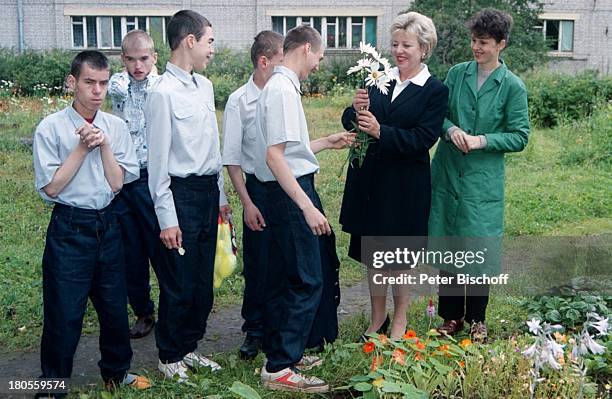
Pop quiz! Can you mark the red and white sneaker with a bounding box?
[295,355,323,371]
[261,367,329,393]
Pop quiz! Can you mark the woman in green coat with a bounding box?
[429,8,530,342]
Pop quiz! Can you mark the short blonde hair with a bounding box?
[390,12,437,60]
[121,30,155,53]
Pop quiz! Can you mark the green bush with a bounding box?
[0,48,73,95]
[525,70,612,127]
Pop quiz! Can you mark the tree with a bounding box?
[407,0,548,79]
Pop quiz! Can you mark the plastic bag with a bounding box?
[213,216,238,288]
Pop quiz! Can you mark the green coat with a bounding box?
[429,60,530,237]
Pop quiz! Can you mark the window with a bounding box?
[271,16,377,49]
[71,16,171,49]
[542,19,574,53]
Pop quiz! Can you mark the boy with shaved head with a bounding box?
[144,10,231,382]
[108,30,160,340]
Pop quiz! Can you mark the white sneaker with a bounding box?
[158,360,189,383]
[183,351,222,372]
[263,355,323,371]
[261,366,329,393]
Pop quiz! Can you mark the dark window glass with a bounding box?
[113,17,122,47]
[365,17,377,47]
[545,20,559,51]
[327,18,336,48]
[272,16,283,34]
[338,17,347,47]
[313,17,322,34]
[286,17,297,30]
[72,17,84,47]
[86,16,97,48]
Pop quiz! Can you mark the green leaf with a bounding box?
[350,374,371,382]
[100,392,112,399]
[229,381,262,399]
[546,309,562,322]
[353,382,373,392]
[381,380,402,393]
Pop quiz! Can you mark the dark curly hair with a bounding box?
[466,8,513,43]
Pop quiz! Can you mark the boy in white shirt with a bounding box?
[222,30,284,361]
[255,26,353,393]
[144,10,231,382]
[108,30,160,339]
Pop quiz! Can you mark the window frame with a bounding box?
[271,15,377,49]
[70,15,168,49]
[539,13,578,57]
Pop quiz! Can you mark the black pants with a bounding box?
[40,203,132,389]
[438,270,490,323]
[263,174,339,373]
[154,174,219,362]
[114,168,162,317]
[240,174,270,338]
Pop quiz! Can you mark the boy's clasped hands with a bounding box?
[76,123,108,149]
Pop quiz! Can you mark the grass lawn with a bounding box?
[0,93,610,398]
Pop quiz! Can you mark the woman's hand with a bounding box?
[357,110,381,139]
[450,129,484,153]
[352,88,370,111]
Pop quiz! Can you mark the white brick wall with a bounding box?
[0,0,609,74]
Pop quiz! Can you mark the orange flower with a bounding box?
[378,334,389,346]
[392,348,406,365]
[458,360,465,368]
[416,342,426,351]
[370,355,384,371]
[363,341,375,354]
[460,338,472,348]
[414,353,423,361]
[439,344,449,352]
[403,330,417,339]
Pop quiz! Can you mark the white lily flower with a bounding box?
[527,318,542,335]
[583,332,606,355]
[547,338,565,358]
[522,343,538,358]
[587,313,610,336]
[540,345,562,370]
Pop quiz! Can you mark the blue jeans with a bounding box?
[263,174,339,372]
[114,168,161,317]
[240,174,270,338]
[40,203,132,386]
[155,174,219,362]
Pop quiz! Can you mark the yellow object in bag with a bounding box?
[213,216,238,289]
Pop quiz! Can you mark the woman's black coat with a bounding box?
[340,76,449,238]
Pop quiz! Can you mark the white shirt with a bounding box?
[254,66,319,182]
[391,64,431,102]
[222,75,260,174]
[33,106,140,209]
[145,62,227,230]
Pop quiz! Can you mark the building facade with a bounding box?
[1,0,610,74]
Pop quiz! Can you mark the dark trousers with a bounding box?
[263,174,339,373]
[154,174,219,362]
[438,270,490,323]
[240,174,270,338]
[114,168,161,317]
[40,203,132,387]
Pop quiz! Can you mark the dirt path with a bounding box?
[0,281,374,392]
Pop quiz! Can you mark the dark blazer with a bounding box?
[339,75,448,239]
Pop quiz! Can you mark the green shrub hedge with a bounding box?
[525,69,612,127]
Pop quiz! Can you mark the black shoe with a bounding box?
[360,314,391,342]
[129,314,155,339]
[239,335,262,360]
[377,314,391,335]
